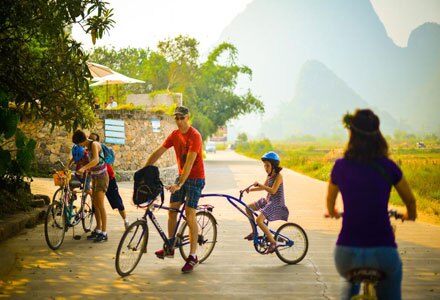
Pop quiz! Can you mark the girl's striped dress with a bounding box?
[255,175,289,221]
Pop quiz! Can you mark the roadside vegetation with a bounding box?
[236,133,440,224]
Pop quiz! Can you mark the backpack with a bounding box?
[133,165,164,205]
[99,143,115,165]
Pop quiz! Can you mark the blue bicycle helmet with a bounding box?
[72,145,85,162]
[261,151,280,162]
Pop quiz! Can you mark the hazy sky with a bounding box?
[371,0,440,47]
[72,0,440,52]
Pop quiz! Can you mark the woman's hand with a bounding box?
[325,208,340,219]
[77,167,85,175]
[254,181,261,187]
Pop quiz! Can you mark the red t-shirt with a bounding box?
[163,127,205,179]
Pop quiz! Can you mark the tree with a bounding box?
[88,47,169,102]
[0,0,114,131]
[0,0,114,213]
[190,43,264,139]
[89,36,264,140]
[157,35,199,92]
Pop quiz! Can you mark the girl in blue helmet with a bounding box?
[68,144,91,194]
[244,151,289,254]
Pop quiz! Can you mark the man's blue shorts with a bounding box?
[170,177,205,209]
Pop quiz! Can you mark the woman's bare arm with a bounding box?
[394,177,417,221]
[326,181,339,217]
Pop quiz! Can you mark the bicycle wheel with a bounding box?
[81,193,94,232]
[44,189,66,250]
[274,222,308,264]
[178,211,217,263]
[115,220,148,277]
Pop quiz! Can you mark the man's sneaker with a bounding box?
[182,255,199,273]
[155,248,174,259]
[86,230,98,240]
[94,233,108,243]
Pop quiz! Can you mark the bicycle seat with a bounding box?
[347,268,385,283]
[69,178,82,189]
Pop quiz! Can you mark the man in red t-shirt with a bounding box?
[145,106,205,273]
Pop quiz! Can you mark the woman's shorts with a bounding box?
[170,177,205,209]
[92,173,109,193]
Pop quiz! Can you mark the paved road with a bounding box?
[0,151,439,299]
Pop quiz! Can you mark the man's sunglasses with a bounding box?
[175,115,186,121]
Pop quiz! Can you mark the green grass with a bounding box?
[237,141,440,223]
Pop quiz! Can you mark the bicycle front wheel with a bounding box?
[115,220,148,277]
[274,222,308,264]
[178,211,217,263]
[81,193,94,232]
[44,189,66,250]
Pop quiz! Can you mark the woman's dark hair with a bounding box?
[72,130,87,144]
[343,109,388,162]
[262,159,283,175]
[89,132,100,142]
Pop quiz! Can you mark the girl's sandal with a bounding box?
[265,243,278,254]
[243,233,254,240]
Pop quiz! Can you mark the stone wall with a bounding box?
[19,110,178,181]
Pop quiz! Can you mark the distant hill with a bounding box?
[263,60,399,137]
[218,0,440,137]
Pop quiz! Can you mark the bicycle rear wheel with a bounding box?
[274,222,308,264]
[178,211,217,263]
[115,220,148,277]
[81,193,94,232]
[44,188,66,250]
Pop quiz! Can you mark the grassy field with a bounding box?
[237,140,440,224]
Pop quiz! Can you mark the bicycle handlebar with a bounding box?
[239,183,258,197]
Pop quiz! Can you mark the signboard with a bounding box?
[151,118,161,133]
[105,119,125,145]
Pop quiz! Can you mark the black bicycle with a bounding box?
[115,196,217,277]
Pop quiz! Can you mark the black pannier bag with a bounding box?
[133,165,165,205]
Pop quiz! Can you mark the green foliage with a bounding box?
[89,37,264,141]
[236,139,273,159]
[190,42,264,139]
[238,139,440,222]
[0,0,114,215]
[236,133,248,144]
[1,0,114,131]
[150,103,177,115]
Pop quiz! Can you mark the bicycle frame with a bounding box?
[138,199,189,250]
[200,184,280,243]
[58,170,91,227]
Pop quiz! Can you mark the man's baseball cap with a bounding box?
[174,106,189,115]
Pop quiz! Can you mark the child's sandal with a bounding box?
[265,243,277,254]
[243,233,254,240]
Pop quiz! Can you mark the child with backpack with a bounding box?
[68,145,91,195]
[89,133,129,229]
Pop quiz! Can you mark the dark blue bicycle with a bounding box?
[201,183,309,264]
[115,194,217,277]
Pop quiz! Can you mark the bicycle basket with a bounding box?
[53,170,71,186]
